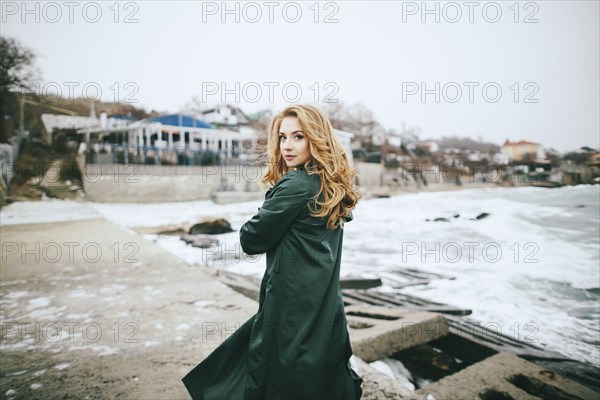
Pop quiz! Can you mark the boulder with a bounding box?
[189,218,234,235]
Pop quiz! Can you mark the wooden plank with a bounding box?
[384,267,456,281]
[342,290,472,316]
[341,290,395,307]
[389,279,432,289]
[340,277,382,289]
[404,267,456,280]
[444,315,569,360]
[388,269,432,280]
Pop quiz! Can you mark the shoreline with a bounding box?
[1,182,596,228]
[3,180,587,208]
[361,181,534,199]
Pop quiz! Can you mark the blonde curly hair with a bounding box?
[258,104,362,230]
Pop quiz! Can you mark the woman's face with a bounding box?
[279,116,311,169]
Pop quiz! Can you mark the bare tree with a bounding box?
[0,37,40,116]
[322,101,387,150]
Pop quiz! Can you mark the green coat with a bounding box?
[182,168,363,399]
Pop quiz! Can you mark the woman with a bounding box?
[182,104,363,399]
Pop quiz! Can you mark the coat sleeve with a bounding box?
[239,174,309,255]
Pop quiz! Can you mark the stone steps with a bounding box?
[345,304,448,363]
[415,351,599,400]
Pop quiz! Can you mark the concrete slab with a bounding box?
[415,352,600,400]
[346,304,449,363]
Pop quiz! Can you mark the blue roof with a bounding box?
[148,114,213,129]
[110,114,138,121]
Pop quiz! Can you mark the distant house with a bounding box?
[493,153,509,165]
[501,139,543,162]
[386,133,402,148]
[197,104,252,132]
[334,129,355,168]
[119,113,254,158]
[467,152,487,162]
[417,140,439,153]
[246,109,273,124]
[41,113,132,144]
[75,112,256,165]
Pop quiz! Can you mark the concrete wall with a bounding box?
[558,164,600,185]
[77,156,267,202]
[78,158,386,203]
[354,161,382,188]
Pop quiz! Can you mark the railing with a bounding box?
[84,143,256,167]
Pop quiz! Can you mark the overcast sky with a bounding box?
[2,0,598,152]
